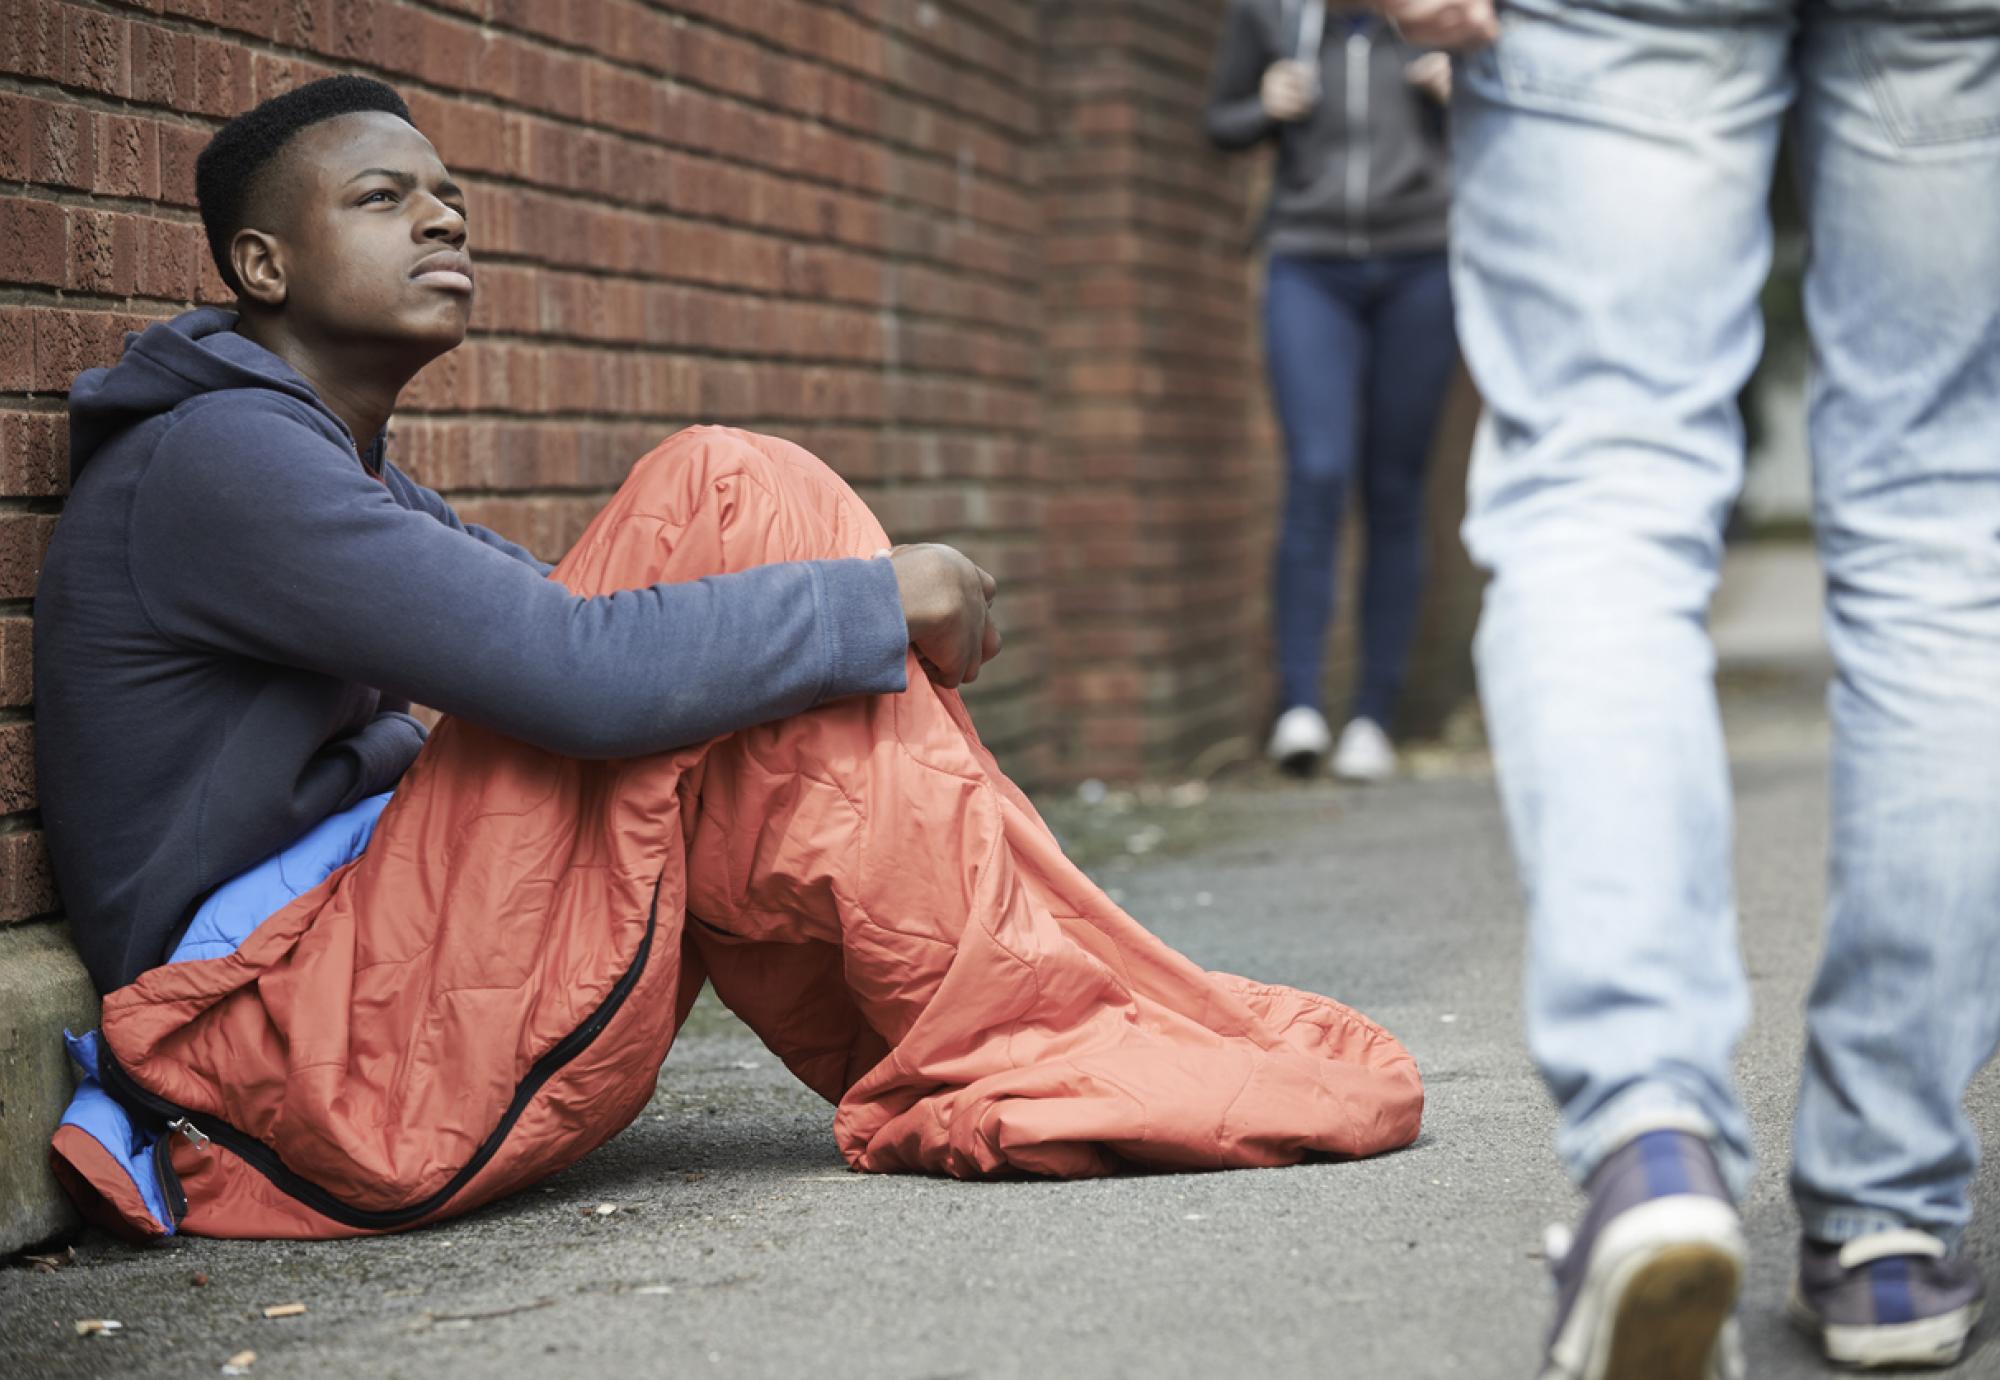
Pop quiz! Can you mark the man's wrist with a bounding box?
[890,546,950,638]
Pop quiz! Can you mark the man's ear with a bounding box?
[231,229,286,308]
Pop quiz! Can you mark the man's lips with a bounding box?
[410,251,474,294]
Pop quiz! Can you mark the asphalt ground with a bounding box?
[7,680,1999,1380]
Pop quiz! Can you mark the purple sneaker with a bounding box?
[1541,1130,1747,1380]
[1789,1229,1985,1369]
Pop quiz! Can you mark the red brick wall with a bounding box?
[0,0,1310,932]
[1042,0,1278,780]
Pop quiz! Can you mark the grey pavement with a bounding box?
[6,679,2000,1380]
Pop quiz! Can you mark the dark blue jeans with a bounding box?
[1265,249,1457,725]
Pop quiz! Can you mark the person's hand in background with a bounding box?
[884,544,1001,688]
[1260,60,1321,122]
[1376,0,1498,51]
[1405,51,1452,104]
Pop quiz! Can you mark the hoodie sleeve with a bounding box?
[329,710,430,801]
[128,399,911,759]
[381,461,554,575]
[1206,0,1279,151]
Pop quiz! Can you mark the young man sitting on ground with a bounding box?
[37,77,1423,1240]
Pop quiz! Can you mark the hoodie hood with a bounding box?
[67,307,373,481]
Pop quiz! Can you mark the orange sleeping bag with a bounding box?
[60,427,1424,1239]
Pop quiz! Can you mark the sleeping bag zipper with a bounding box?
[151,1124,190,1224]
[100,884,659,1232]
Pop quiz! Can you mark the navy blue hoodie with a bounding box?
[35,308,910,993]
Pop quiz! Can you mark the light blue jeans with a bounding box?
[1452,0,2000,1245]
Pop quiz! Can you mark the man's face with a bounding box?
[253,111,474,355]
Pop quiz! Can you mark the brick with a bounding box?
[131,25,197,112]
[0,721,34,814]
[65,208,142,297]
[0,821,45,906]
[0,313,30,393]
[158,122,207,206]
[248,51,337,105]
[271,0,325,48]
[448,496,596,563]
[27,96,96,191]
[0,96,28,182]
[63,4,132,98]
[0,618,29,707]
[0,412,67,498]
[328,0,380,64]
[0,199,67,289]
[193,248,231,304]
[0,514,59,602]
[0,0,66,84]
[214,0,282,39]
[95,112,162,199]
[183,37,233,119]
[26,307,125,391]
[136,216,198,301]
[189,33,254,118]
[357,0,416,73]
[415,10,480,88]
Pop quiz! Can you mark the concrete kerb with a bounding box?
[0,922,98,1254]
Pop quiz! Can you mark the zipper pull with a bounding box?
[168,1117,212,1152]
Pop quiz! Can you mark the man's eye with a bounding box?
[360,190,397,205]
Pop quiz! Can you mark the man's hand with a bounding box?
[884,544,1001,689]
[1260,60,1320,123]
[1375,0,1498,51]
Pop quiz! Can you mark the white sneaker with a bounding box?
[1266,706,1332,773]
[1540,1131,1746,1380]
[1331,718,1397,782]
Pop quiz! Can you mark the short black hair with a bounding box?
[196,76,413,295]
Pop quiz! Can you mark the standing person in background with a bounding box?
[1205,0,1459,783]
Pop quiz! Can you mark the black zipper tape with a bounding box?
[150,1128,188,1224]
[101,882,659,1232]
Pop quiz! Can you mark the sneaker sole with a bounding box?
[1605,1243,1743,1380]
[1273,749,1321,777]
[1789,1293,1981,1370]
[1545,1196,1746,1380]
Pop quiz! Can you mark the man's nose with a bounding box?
[418,198,466,243]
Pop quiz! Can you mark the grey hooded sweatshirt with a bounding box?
[35,308,910,993]
[1205,0,1450,258]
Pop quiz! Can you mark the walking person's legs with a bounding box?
[1451,3,1793,1374]
[1783,4,2000,1366]
[1336,249,1456,780]
[1265,254,1369,769]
